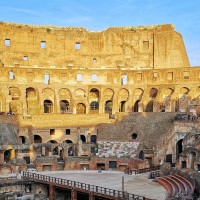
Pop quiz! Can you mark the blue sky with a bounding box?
[0,0,199,66]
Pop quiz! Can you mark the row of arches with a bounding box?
[19,134,97,145]
[3,86,200,115]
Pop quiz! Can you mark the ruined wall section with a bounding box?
[0,22,189,69]
[97,113,176,146]
[154,31,190,68]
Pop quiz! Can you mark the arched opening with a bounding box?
[76,103,86,114]
[89,88,99,98]
[80,135,86,142]
[119,101,126,112]
[145,100,154,112]
[176,139,183,160]
[90,101,99,111]
[44,100,53,113]
[60,100,70,113]
[131,133,137,139]
[34,135,42,143]
[150,88,158,99]
[145,88,158,112]
[64,140,73,144]
[90,135,97,144]
[19,136,28,144]
[133,100,140,112]
[48,140,58,144]
[182,160,187,169]
[68,146,74,156]
[26,87,38,115]
[23,156,30,164]
[139,150,145,160]
[105,100,112,113]
[4,150,11,162]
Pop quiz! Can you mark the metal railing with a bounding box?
[22,171,149,200]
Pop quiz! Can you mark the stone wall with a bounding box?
[97,141,139,158]
[0,22,189,69]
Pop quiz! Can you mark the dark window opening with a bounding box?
[44,100,53,113]
[131,133,137,139]
[97,163,105,170]
[66,129,70,135]
[119,101,126,112]
[80,135,86,142]
[166,154,172,164]
[139,150,145,160]
[176,139,183,160]
[109,161,117,169]
[50,129,55,135]
[65,140,73,143]
[133,100,140,112]
[90,135,97,144]
[182,161,187,169]
[34,135,42,143]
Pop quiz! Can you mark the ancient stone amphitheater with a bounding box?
[0,22,199,199]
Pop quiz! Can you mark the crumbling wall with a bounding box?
[0,22,189,69]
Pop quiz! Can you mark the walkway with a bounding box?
[34,170,166,200]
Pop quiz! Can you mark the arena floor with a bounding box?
[37,170,166,200]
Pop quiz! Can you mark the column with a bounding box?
[89,192,94,200]
[0,151,4,164]
[71,188,77,200]
[49,184,54,200]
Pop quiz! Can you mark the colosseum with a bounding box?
[0,22,200,199]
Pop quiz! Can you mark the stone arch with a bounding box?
[19,136,29,144]
[118,88,129,112]
[189,86,200,113]
[68,146,74,156]
[89,88,100,100]
[47,140,58,144]
[9,87,20,100]
[4,150,11,162]
[145,88,158,112]
[58,88,72,113]
[34,135,42,143]
[64,140,73,144]
[105,100,113,114]
[139,150,145,160]
[178,87,190,112]
[60,100,70,113]
[161,88,174,112]
[89,88,100,114]
[133,88,144,112]
[104,88,114,99]
[104,88,114,114]
[176,139,183,160]
[26,87,39,115]
[44,99,53,113]
[76,103,86,114]
[75,88,86,98]
[9,101,22,115]
[42,88,55,102]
